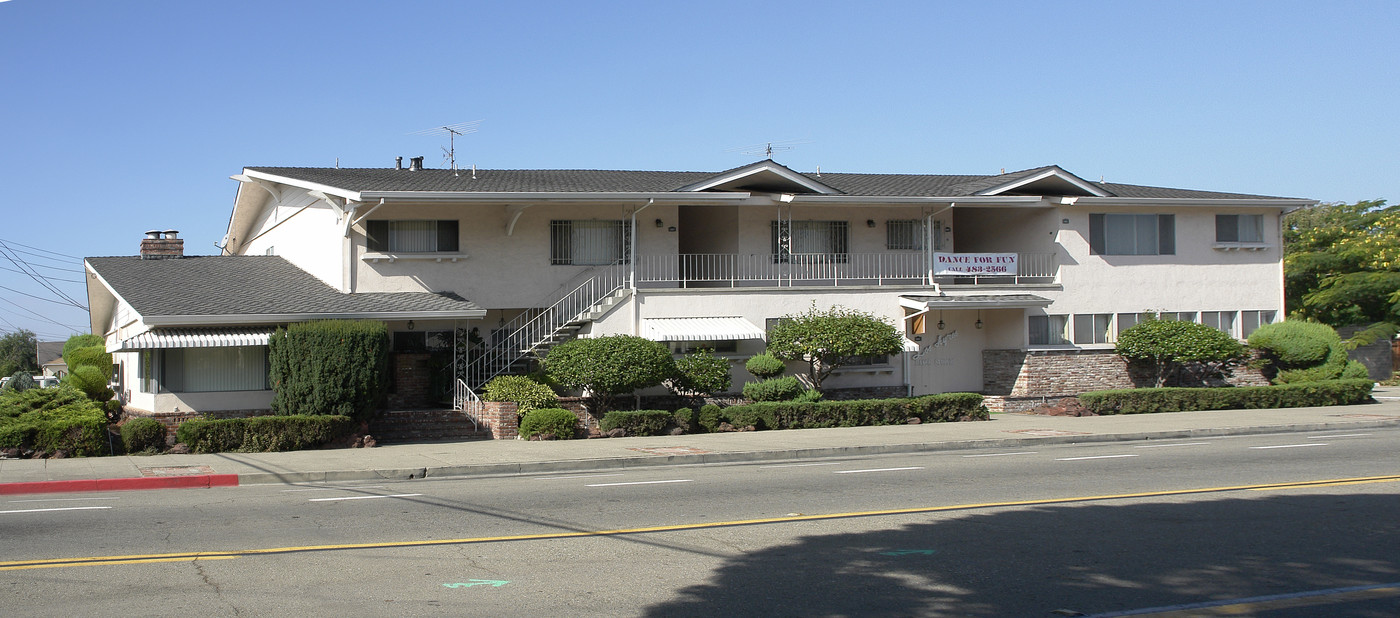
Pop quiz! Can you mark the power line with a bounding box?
[0,241,86,309]
[0,264,85,281]
[0,284,88,309]
[0,237,82,260]
[0,296,86,331]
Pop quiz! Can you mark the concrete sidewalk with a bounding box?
[3,387,1398,493]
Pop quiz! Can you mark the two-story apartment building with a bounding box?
[86,159,1311,423]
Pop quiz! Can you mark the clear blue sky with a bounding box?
[1,0,1396,341]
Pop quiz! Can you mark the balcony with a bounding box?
[631,252,1057,288]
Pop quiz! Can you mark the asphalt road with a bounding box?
[3,428,1398,616]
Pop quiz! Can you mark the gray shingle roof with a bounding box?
[245,162,1296,200]
[86,256,481,320]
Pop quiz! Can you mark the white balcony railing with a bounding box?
[632,252,1057,287]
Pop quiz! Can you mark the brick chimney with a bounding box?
[140,230,184,260]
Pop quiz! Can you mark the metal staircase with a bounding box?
[457,263,631,394]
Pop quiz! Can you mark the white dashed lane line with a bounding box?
[1250,443,1328,450]
[834,466,925,474]
[586,480,693,487]
[1307,433,1371,439]
[533,474,625,480]
[1134,442,1209,449]
[962,452,1037,458]
[1056,454,1140,461]
[308,494,423,502]
[1,506,113,515]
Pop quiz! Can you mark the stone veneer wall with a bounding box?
[981,348,1271,413]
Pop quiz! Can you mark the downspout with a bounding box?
[926,203,954,293]
[630,199,654,336]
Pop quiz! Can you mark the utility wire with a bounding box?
[0,237,82,260]
[0,284,89,309]
[0,264,85,282]
[0,241,86,309]
[0,296,86,330]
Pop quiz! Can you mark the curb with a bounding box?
[239,417,1400,485]
[0,474,239,495]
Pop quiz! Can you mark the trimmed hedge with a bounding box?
[1077,379,1374,415]
[599,410,674,436]
[742,376,805,402]
[482,375,558,413]
[519,408,579,440]
[174,415,356,453]
[714,393,987,431]
[268,320,388,420]
[120,417,167,453]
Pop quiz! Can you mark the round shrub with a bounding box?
[745,352,786,379]
[519,408,579,440]
[697,404,724,432]
[669,349,732,396]
[121,417,167,453]
[599,410,673,436]
[1249,321,1355,384]
[673,407,696,432]
[743,376,806,402]
[4,372,35,392]
[483,375,558,413]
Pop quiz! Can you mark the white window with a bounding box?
[366,220,459,253]
[886,220,925,250]
[1216,214,1264,243]
[670,340,739,354]
[1200,311,1237,335]
[1241,310,1277,338]
[1072,314,1113,344]
[1158,311,1197,322]
[1090,214,1175,255]
[1116,312,1154,337]
[1029,315,1069,345]
[139,347,269,393]
[551,220,632,265]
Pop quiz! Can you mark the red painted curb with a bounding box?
[0,474,239,495]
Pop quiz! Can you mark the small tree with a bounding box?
[268,320,389,420]
[1115,318,1246,387]
[544,335,675,416]
[766,305,904,390]
[0,329,38,378]
[666,349,732,397]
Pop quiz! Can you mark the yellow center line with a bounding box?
[4,473,1397,571]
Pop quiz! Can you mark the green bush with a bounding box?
[1078,379,1374,415]
[120,417,167,453]
[4,371,35,392]
[698,404,724,432]
[673,407,696,432]
[1116,317,1247,387]
[0,385,108,455]
[65,365,114,402]
[268,320,388,420]
[544,335,675,414]
[742,376,806,402]
[174,415,356,453]
[1249,321,1361,384]
[599,410,674,436]
[744,352,786,379]
[668,349,732,396]
[483,375,558,413]
[64,345,112,374]
[61,334,103,365]
[519,408,579,439]
[720,393,987,430]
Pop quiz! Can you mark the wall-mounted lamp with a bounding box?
[974,310,983,330]
[655,218,664,228]
[1062,218,1070,225]
[667,226,677,232]
[944,226,952,233]
[866,219,876,228]
[407,320,415,331]
[936,310,945,331]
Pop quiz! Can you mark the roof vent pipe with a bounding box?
[395,156,403,170]
[409,156,424,171]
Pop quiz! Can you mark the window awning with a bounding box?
[643,317,767,342]
[114,327,275,351]
[900,294,1053,311]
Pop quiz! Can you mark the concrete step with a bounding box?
[369,409,492,444]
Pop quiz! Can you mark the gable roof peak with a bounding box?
[675,159,841,195]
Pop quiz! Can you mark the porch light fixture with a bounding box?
[866,219,876,228]
[407,320,415,330]
[975,311,983,330]
[655,218,663,228]
[937,311,945,331]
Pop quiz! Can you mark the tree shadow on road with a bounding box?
[643,491,1400,617]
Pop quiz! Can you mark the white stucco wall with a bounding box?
[238,190,347,290]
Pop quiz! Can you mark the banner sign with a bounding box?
[934,253,1017,276]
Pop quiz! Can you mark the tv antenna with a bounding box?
[725,139,812,159]
[410,120,482,174]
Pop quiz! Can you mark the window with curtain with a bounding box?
[771,220,848,262]
[886,220,925,250]
[1216,214,1264,243]
[366,220,459,253]
[550,220,632,265]
[1089,214,1175,255]
[1072,314,1113,344]
[1029,315,1069,345]
[140,347,269,393]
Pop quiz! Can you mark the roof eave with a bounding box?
[1073,197,1317,209]
[359,191,752,202]
[142,309,487,327]
[788,195,1047,205]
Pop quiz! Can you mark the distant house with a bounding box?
[37,341,66,378]
[85,159,1311,427]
